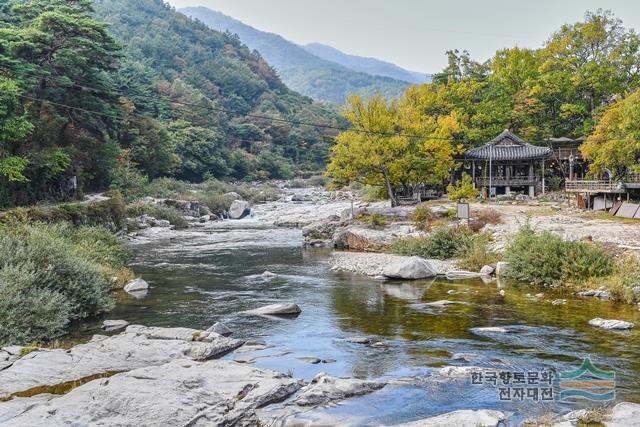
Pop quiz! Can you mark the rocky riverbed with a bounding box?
[4,186,640,425]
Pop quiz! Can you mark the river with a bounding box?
[81,218,640,425]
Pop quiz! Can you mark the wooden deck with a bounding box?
[565,174,640,193]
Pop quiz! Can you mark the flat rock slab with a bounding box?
[445,270,482,280]
[0,325,243,399]
[244,303,302,316]
[1,359,302,426]
[394,409,508,426]
[293,373,385,406]
[589,318,634,330]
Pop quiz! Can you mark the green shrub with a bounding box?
[457,233,501,271]
[0,222,131,346]
[505,225,614,286]
[147,178,191,199]
[596,255,640,303]
[0,263,71,346]
[447,173,479,202]
[391,226,476,260]
[124,203,188,228]
[413,204,433,231]
[357,213,387,229]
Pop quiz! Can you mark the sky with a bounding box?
[167,0,640,73]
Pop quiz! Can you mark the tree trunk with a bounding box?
[381,167,397,207]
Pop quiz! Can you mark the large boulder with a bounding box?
[0,359,302,427]
[0,326,243,400]
[302,216,342,246]
[383,257,437,280]
[228,200,250,219]
[244,303,302,317]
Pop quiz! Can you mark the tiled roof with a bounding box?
[466,129,552,161]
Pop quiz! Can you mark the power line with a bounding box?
[1,63,461,142]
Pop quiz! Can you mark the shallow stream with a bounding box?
[79,219,640,425]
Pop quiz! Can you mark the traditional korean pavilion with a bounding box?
[464,129,552,197]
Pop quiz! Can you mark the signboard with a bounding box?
[457,202,470,220]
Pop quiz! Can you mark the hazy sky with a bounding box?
[167,0,640,73]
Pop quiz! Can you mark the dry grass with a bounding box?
[475,208,503,224]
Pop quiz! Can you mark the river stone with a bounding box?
[393,409,508,427]
[578,290,611,299]
[244,303,302,316]
[206,322,232,336]
[0,359,303,427]
[445,270,482,280]
[100,319,129,332]
[224,191,242,201]
[344,336,371,344]
[123,278,149,293]
[0,326,243,400]
[228,200,250,219]
[470,326,512,334]
[606,402,640,426]
[480,265,495,275]
[588,318,634,330]
[383,257,437,280]
[297,357,322,364]
[495,261,510,277]
[552,299,568,306]
[293,373,385,406]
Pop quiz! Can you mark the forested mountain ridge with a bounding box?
[303,43,430,85]
[0,0,340,207]
[179,6,411,103]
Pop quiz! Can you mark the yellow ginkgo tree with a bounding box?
[326,94,461,206]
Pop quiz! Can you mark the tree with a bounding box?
[581,90,640,178]
[447,173,479,201]
[0,76,32,182]
[326,94,458,206]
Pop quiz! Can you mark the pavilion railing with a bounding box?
[564,180,625,193]
[474,177,537,187]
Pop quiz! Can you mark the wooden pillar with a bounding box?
[542,159,546,196]
[472,161,476,188]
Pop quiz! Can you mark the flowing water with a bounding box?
[80,219,640,425]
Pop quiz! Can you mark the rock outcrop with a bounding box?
[1,359,302,427]
[0,325,243,400]
[292,373,385,406]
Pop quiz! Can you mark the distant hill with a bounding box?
[179,6,412,104]
[303,43,430,84]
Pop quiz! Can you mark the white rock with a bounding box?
[495,261,510,277]
[0,326,243,400]
[1,359,302,427]
[551,299,567,306]
[228,200,250,219]
[578,290,611,299]
[446,270,482,280]
[100,320,129,332]
[480,265,495,275]
[470,326,512,334]
[606,402,640,426]
[588,318,634,330]
[394,409,508,427]
[293,373,385,406]
[344,336,371,344]
[383,257,437,280]
[123,278,149,293]
[207,322,232,336]
[244,303,302,316]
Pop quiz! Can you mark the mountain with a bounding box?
[91,0,341,181]
[179,6,411,104]
[303,43,430,84]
